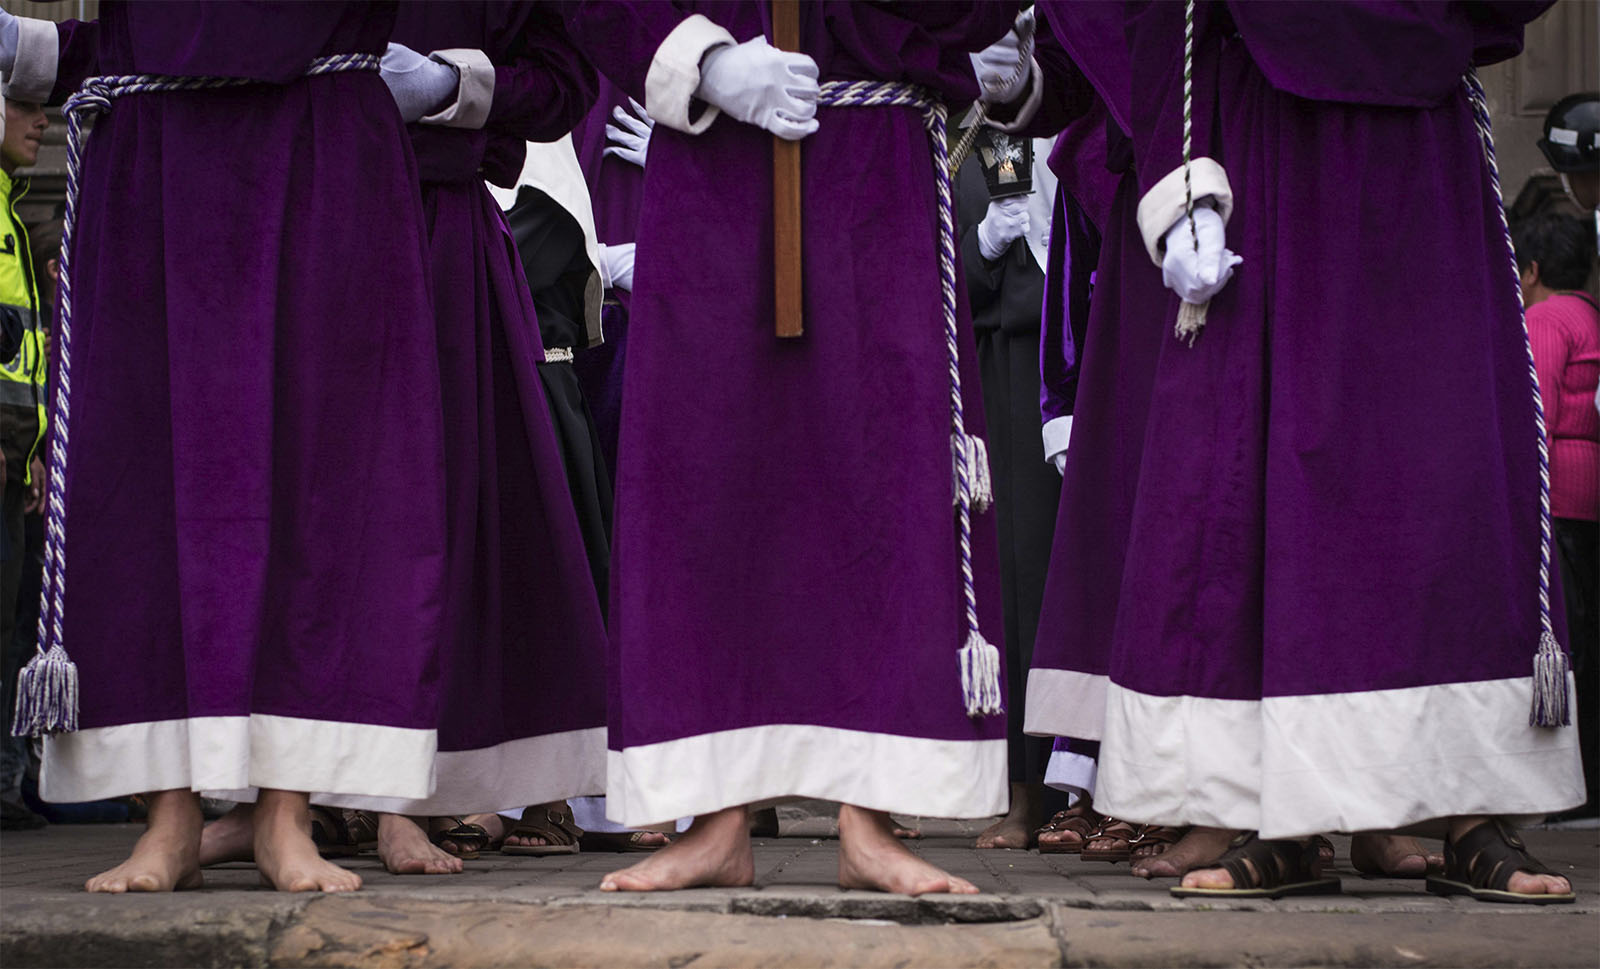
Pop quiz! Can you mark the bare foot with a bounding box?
[1448,817,1572,897]
[378,814,463,875]
[1350,833,1441,878]
[1132,826,1237,879]
[892,819,924,840]
[838,804,978,895]
[600,806,753,892]
[198,803,255,866]
[86,790,204,893]
[253,790,362,892]
[975,782,1043,849]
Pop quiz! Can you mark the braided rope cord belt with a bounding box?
[1463,68,1569,726]
[12,53,382,738]
[816,80,1001,717]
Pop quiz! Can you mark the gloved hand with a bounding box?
[0,10,19,74]
[380,42,460,123]
[604,98,655,169]
[969,8,1034,104]
[696,37,818,141]
[1050,451,1067,476]
[977,196,1030,262]
[1160,204,1241,304]
[598,243,636,292]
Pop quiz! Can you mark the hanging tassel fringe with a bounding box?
[1529,630,1571,727]
[959,628,1002,717]
[1175,299,1207,346]
[11,645,79,736]
[951,432,994,515]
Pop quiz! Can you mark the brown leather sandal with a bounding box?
[1425,819,1575,905]
[1170,832,1341,899]
[502,802,583,856]
[1082,816,1140,863]
[309,806,364,858]
[1037,803,1103,854]
[579,829,670,853]
[1129,824,1187,862]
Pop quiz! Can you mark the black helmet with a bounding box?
[1538,92,1599,174]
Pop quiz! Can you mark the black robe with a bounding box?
[507,187,614,611]
[957,157,1059,784]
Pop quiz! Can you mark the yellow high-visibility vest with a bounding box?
[0,167,47,484]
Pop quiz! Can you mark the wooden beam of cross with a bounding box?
[772,0,803,338]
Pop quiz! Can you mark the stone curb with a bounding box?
[5,893,1598,968]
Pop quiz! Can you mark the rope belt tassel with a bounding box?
[11,53,381,739]
[1462,69,1570,728]
[816,80,1000,718]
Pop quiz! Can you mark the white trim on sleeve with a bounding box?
[644,13,736,135]
[420,48,494,129]
[988,55,1043,134]
[2,17,60,102]
[1042,415,1073,463]
[1134,157,1233,266]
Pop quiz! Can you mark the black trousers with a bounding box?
[1555,517,1599,814]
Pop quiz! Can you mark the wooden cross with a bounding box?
[772,0,803,338]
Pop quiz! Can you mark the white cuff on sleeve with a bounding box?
[1042,415,1073,463]
[1135,157,1232,265]
[420,48,494,129]
[596,243,614,291]
[645,14,736,135]
[989,56,1044,134]
[2,17,59,102]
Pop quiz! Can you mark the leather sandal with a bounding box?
[1037,802,1103,855]
[1129,824,1187,862]
[309,806,365,858]
[1081,816,1140,863]
[1425,819,1575,905]
[429,816,493,860]
[579,830,669,853]
[1310,834,1334,864]
[502,802,582,856]
[1170,832,1341,899]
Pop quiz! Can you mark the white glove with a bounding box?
[380,43,460,123]
[0,10,19,74]
[696,37,819,141]
[1051,451,1067,476]
[969,9,1034,103]
[977,196,1029,262]
[603,98,655,169]
[1160,204,1241,304]
[598,243,636,292]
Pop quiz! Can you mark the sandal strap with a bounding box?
[1446,819,1554,891]
[1214,834,1316,891]
[507,805,584,846]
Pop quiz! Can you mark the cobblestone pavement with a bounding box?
[3,811,1597,967]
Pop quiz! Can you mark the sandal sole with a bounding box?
[1037,843,1085,855]
[1425,876,1576,905]
[1171,876,1342,900]
[501,843,580,856]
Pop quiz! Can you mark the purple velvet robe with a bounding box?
[34,2,447,803]
[1028,0,1582,837]
[321,1,609,816]
[566,1,1014,826]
